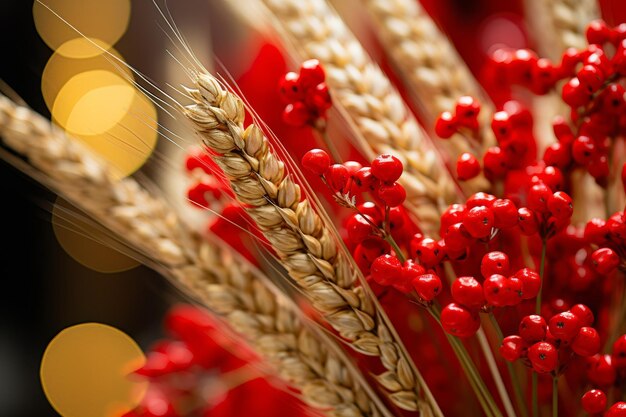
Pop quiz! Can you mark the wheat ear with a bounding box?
[255,0,459,235]
[182,70,441,415]
[361,0,494,193]
[0,94,390,417]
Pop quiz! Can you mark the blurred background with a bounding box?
[1,1,625,416]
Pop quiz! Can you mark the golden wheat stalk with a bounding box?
[0,94,390,417]
[253,0,460,235]
[181,69,441,416]
[361,0,494,193]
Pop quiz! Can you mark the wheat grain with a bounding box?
[254,0,460,235]
[361,0,494,193]
[0,94,388,417]
[182,70,441,416]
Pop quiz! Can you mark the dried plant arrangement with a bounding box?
[2,1,626,417]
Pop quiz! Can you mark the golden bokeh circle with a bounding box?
[52,198,139,273]
[41,42,132,112]
[33,0,131,58]
[40,323,147,417]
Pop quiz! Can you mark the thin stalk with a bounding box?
[532,372,538,417]
[386,234,406,263]
[552,375,559,417]
[314,125,342,163]
[476,328,517,417]
[430,305,503,417]
[489,313,529,417]
[535,238,547,315]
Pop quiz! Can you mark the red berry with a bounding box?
[547,191,573,219]
[513,268,541,300]
[562,77,590,108]
[581,389,607,414]
[440,303,481,338]
[484,274,521,307]
[302,149,331,175]
[570,304,594,327]
[395,260,425,294]
[371,154,403,183]
[572,326,601,357]
[572,135,596,164]
[326,163,349,192]
[306,82,332,112]
[517,207,539,236]
[500,335,524,361]
[435,111,458,138]
[343,160,363,175]
[451,276,484,308]
[376,182,406,207]
[283,101,311,127]
[612,335,626,369]
[370,255,403,286]
[299,59,325,88]
[587,354,617,386]
[466,192,496,209]
[412,237,443,267]
[455,96,481,129]
[279,72,303,102]
[491,111,513,141]
[591,247,620,274]
[578,64,605,93]
[527,341,558,373]
[492,198,518,229]
[519,315,547,343]
[483,146,507,179]
[481,251,510,278]
[543,142,571,170]
[585,217,608,244]
[614,39,626,75]
[606,402,626,417]
[463,206,494,238]
[456,152,481,181]
[444,222,472,252]
[441,204,467,231]
[346,214,375,242]
[412,273,442,301]
[586,19,611,44]
[548,311,581,343]
[353,167,379,191]
[527,182,552,213]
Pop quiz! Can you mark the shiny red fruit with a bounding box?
[500,335,524,362]
[440,303,481,338]
[572,326,601,357]
[412,273,442,301]
[456,152,481,181]
[519,315,547,343]
[370,255,403,286]
[581,389,607,414]
[548,311,581,343]
[527,341,558,373]
[302,149,331,175]
[371,154,403,183]
[451,276,484,308]
[480,251,510,278]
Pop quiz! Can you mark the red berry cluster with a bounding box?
[302,150,407,207]
[370,255,443,301]
[517,184,574,239]
[437,192,518,261]
[278,59,332,127]
[438,253,540,339]
[435,96,482,138]
[585,210,626,274]
[500,305,600,374]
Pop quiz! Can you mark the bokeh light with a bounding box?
[33,0,131,58]
[52,198,139,273]
[40,323,147,417]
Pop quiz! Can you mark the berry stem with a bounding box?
[489,313,529,417]
[535,238,547,315]
[314,123,342,163]
[476,327,518,417]
[552,375,558,417]
[384,234,406,263]
[532,372,538,417]
[430,305,503,417]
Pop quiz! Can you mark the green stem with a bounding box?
[535,238,547,315]
[430,305,502,417]
[489,314,529,417]
[532,372,538,417]
[552,375,558,417]
[385,234,406,263]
